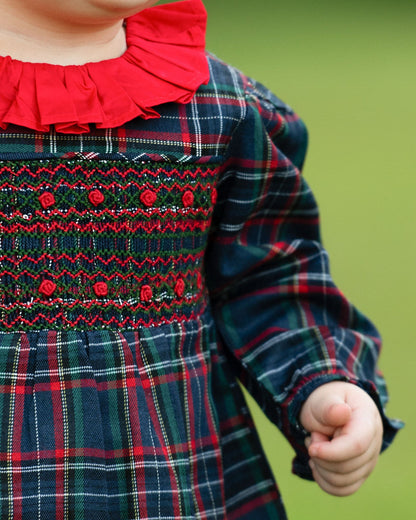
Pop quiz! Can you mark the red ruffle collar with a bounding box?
[0,0,209,134]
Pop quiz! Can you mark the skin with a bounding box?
[300,381,384,496]
[0,0,159,65]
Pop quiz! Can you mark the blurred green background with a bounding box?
[166,0,414,517]
[201,0,414,518]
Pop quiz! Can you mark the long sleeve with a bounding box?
[205,76,402,479]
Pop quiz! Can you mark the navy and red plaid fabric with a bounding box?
[0,53,400,519]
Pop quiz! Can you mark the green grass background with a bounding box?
[167,0,415,517]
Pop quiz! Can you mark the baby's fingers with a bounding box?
[308,426,378,462]
[309,461,368,497]
[310,458,374,488]
[309,438,380,474]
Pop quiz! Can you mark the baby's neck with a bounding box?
[0,9,127,65]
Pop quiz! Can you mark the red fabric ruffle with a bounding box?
[0,0,209,134]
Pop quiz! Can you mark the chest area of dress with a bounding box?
[0,159,219,330]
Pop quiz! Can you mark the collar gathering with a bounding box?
[0,0,209,134]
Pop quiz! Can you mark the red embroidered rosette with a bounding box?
[182,190,195,208]
[93,282,109,297]
[38,192,56,209]
[140,190,157,208]
[39,280,57,297]
[89,190,105,207]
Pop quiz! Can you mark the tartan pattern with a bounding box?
[0,324,224,519]
[0,53,400,519]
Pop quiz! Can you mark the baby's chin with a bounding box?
[10,0,160,26]
[87,0,160,18]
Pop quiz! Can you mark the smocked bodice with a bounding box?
[0,158,218,330]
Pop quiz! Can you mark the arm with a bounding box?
[205,73,401,479]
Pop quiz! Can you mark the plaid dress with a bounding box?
[0,7,400,520]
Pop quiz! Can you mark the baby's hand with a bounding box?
[299,381,383,496]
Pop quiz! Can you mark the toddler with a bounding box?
[0,0,401,519]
